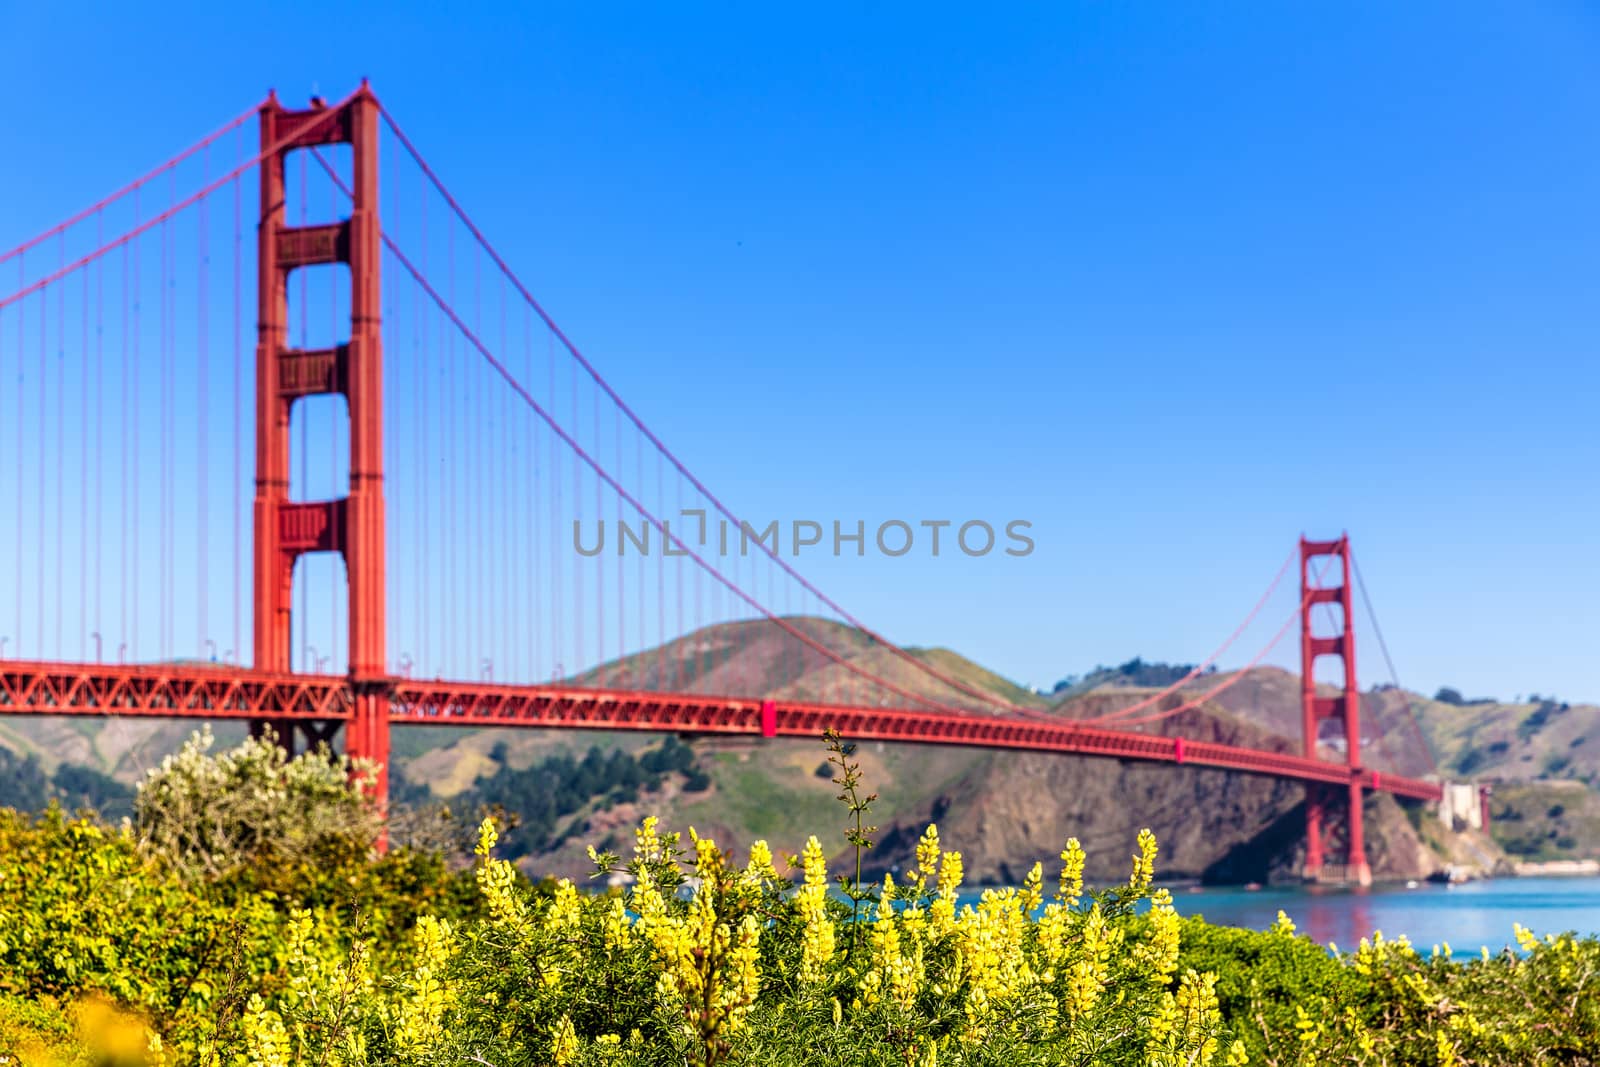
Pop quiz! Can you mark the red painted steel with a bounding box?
[0,660,350,720]
[1300,535,1370,884]
[0,659,1444,803]
[252,86,389,793]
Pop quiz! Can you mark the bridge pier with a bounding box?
[1300,536,1370,885]
[251,84,389,812]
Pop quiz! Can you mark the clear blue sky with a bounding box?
[2,2,1597,702]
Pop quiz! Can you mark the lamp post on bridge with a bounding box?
[90,632,101,663]
[1,636,8,659]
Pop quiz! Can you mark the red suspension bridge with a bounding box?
[0,84,1471,885]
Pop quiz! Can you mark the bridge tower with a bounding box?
[1300,535,1369,885]
[251,85,389,801]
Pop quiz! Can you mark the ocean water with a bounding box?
[1162,876,1600,958]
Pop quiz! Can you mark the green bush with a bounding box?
[2,732,1599,1065]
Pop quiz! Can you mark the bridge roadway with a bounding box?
[0,659,1443,802]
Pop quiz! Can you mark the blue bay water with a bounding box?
[1148,877,1599,958]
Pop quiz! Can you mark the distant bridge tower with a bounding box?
[1300,535,1370,886]
[251,85,389,801]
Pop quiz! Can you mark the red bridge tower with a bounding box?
[251,85,389,800]
[1300,535,1369,885]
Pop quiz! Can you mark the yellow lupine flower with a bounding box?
[938,849,965,896]
[1147,969,1222,1067]
[1036,901,1069,968]
[552,1014,578,1067]
[690,826,721,881]
[744,838,777,885]
[635,814,663,860]
[475,815,498,857]
[1134,888,1180,978]
[722,913,764,1031]
[957,888,1032,1024]
[1129,828,1158,892]
[1020,861,1043,914]
[796,835,835,984]
[548,878,583,933]
[1065,903,1111,1015]
[1294,1003,1321,1043]
[393,914,455,1054]
[1058,837,1085,905]
[241,994,291,1067]
[602,895,633,951]
[475,818,530,932]
[914,823,942,893]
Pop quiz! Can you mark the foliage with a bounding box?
[133,726,382,883]
[224,815,1229,1067]
[1179,911,1600,1065]
[1051,658,1217,697]
[0,806,285,1057]
[449,737,706,859]
[3,731,1600,1065]
[0,747,133,820]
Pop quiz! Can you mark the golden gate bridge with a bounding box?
[0,84,1474,885]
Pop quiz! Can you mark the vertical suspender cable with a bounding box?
[38,276,48,655]
[94,210,103,646]
[419,174,430,675]
[233,139,243,664]
[198,155,210,658]
[54,236,65,658]
[13,255,22,655]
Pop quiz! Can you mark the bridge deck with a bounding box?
[0,659,1442,802]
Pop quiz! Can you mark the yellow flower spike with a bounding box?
[914,824,941,892]
[796,835,836,984]
[938,850,965,896]
[1058,837,1085,905]
[394,914,457,1053]
[1134,888,1180,979]
[603,896,633,951]
[1128,828,1158,892]
[241,994,290,1067]
[1066,903,1110,1015]
[1021,861,1043,914]
[1272,910,1296,937]
[552,1014,578,1067]
[1226,1037,1250,1066]
[745,839,776,884]
[548,878,583,933]
[690,828,721,881]
[475,816,498,858]
[635,815,662,862]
